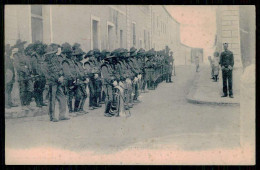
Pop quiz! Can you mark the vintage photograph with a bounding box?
[4,5,255,165]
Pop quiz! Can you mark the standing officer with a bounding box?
[5,44,18,108]
[72,44,88,114]
[44,45,70,122]
[220,43,234,98]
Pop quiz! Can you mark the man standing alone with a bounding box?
[219,43,234,98]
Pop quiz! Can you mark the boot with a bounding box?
[68,100,73,113]
[74,100,80,112]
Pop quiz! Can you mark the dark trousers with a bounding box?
[5,81,14,106]
[74,84,87,112]
[34,77,46,106]
[19,80,33,106]
[222,70,233,96]
[88,80,97,107]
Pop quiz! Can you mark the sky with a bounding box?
[165,6,217,59]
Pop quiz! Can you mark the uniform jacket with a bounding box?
[44,52,63,85]
[219,50,234,67]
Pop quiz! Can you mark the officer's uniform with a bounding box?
[219,49,234,96]
[44,46,69,122]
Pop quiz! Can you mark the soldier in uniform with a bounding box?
[44,45,70,122]
[100,49,111,103]
[13,40,34,110]
[145,49,156,90]
[60,43,78,115]
[165,48,173,83]
[72,43,88,114]
[5,44,18,108]
[84,50,101,110]
[100,51,118,116]
[137,48,148,93]
[128,47,141,103]
[29,41,48,107]
[93,49,103,105]
[219,43,234,98]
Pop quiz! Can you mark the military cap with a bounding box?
[137,48,145,55]
[129,47,137,54]
[61,42,72,54]
[72,43,81,51]
[24,43,35,56]
[111,48,120,57]
[13,39,27,52]
[33,41,47,55]
[49,43,60,51]
[93,49,101,56]
[101,49,110,55]
[85,50,95,58]
[146,49,156,57]
[72,48,84,56]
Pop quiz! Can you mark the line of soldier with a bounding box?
[5,39,175,122]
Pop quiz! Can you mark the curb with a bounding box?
[186,67,240,106]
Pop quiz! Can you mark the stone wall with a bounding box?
[216,6,242,68]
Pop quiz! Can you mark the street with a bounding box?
[5,65,240,155]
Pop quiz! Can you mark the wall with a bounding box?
[215,6,242,68]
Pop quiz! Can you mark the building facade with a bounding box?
[215,6,242,68]
[5,5,181,55]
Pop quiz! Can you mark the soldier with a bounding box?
[137,48,147,93]
[84,50,101,110]
[100,49,111,104]
[72,44,88,114]
[145,49,156,90]
[13,40,34,110]
[220,43,234,98]
[44,45,70,122]
[29,41,48,107]
[165,48,173,83]
[5,44,18,108]
[128,47,141,103]
[170,51,176,76]
[60,42,78,115]
[93,49,103,105]
[100,51,118,116]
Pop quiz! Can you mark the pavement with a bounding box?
[186,65,242,106]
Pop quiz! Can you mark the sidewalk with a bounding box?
[187,65,241,106]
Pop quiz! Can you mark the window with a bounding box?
[92,20,99,49]
[120,30,123,48]
[132,23,136,46]
[107,25,114,50]
[31,5,43,42]
[144,30,146,49]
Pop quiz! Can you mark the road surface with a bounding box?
[5,65,240,155]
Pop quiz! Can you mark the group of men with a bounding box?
[5,39,175,122]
